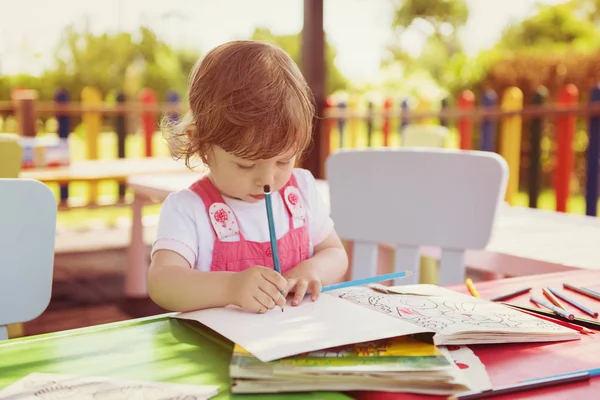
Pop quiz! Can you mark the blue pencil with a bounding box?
[523,367,600,382]
[547,287,599,318]
[322,271,412,292]
[263,185,284,311]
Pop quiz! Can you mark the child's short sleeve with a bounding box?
[151,190,200,268]
[294,168,334,247]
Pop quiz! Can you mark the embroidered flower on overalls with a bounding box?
[287,192,299,206]
[214,209,228,227]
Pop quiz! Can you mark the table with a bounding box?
[20,157,193,184]
[353,269,600,399]
[2,270,599,399]
[124,172,600,297]
[0,314,350,400]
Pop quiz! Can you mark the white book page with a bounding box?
[0,372,219,399]
[337,286,577,337]
[174,293,431,362]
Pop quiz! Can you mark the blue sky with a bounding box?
[0,0,568,82]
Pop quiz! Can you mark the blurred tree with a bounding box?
[384,0,469,95]
[0,25,200,101]
[497,2,599,51]
[250,27,347,95]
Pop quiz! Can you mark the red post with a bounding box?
[555,84,579,212]
[458,90,475,150]
[140,88,157,157]
[382,97,392,147]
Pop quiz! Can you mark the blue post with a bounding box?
[54,89,70,203]
[400,99,409,143]
[366,100,374,147]
[586,84,600,216]
[115,90,127,199]
[167,90,181,124]
[337,100,346,148]
[480,89,497,151]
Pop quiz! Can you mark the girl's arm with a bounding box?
[148,249,287,312]
[147,250,235,312]
[283,229,349,305]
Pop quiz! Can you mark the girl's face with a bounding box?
[206,145,297,203]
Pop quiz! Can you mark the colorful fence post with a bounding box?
[81,86,102,203]
[400,98,410,143]
[337,100,346,149]
[529,86,548,209]
[480,89,497,152]
[382,97,392,147]
[348,94,360,148]
[440,97,450,127]
[366,100,374,147]
[458,90,475,150]
[140,88,157,157]
[499,87,523,205]
[166,90,181,124]
[586,84,600,216]
[13,89,37,138]
[115,90,127,199]
[555,83,579,213]
[54,88,70,204]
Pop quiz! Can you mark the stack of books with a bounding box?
[230,335,471,395]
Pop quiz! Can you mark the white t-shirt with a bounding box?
[151,168,334,271]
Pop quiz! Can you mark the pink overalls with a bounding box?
[189,173,310,273]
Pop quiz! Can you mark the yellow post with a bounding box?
[414,97,432,125]
[348,94,361,148]
[500,87,523,205]
[81,86,102,204]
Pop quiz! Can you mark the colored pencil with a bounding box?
[564,283,600,302]
[523,367,600,382]
[582,287,600,298]
[547,288,599,318]
[465,278,480,298]
[514,307,594,334]
[488,287,531,302]
[321,271,412,292]
[448,371,590,399]
[530,295,575,320]
[542,287,566,310]
[502,302,600,331]
[263,185,284,311]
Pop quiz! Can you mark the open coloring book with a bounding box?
[336,284,580,345]
[174,284,579,362]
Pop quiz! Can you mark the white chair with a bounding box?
[0,179,57,340]
[325,148,508,286]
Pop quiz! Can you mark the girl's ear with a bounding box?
[185,124,197,139]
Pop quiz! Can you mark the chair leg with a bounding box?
[0,326,7,341]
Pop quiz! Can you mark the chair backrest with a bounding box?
[325,147,508,286]
[0,179,57,340]
[402,124,449,148]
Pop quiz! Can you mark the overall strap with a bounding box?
[189,177,244,241]
[279,172,306,229]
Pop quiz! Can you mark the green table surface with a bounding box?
[0,313,353,400]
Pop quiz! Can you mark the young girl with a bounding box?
[148,40,349,314]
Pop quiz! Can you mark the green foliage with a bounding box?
[250,27,348,95]
[498,2,600,51]
[0,25,200,101]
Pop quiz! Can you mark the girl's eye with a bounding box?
[237,164,255,170]
[277,160,292,166]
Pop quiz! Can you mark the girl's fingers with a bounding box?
[284,278,298,297]
[292,280,309,306]
[309,279,322,301]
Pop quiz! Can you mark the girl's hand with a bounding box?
[230,266,287,313]
[283,261,323,306]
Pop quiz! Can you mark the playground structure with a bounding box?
[1,82,600,216]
